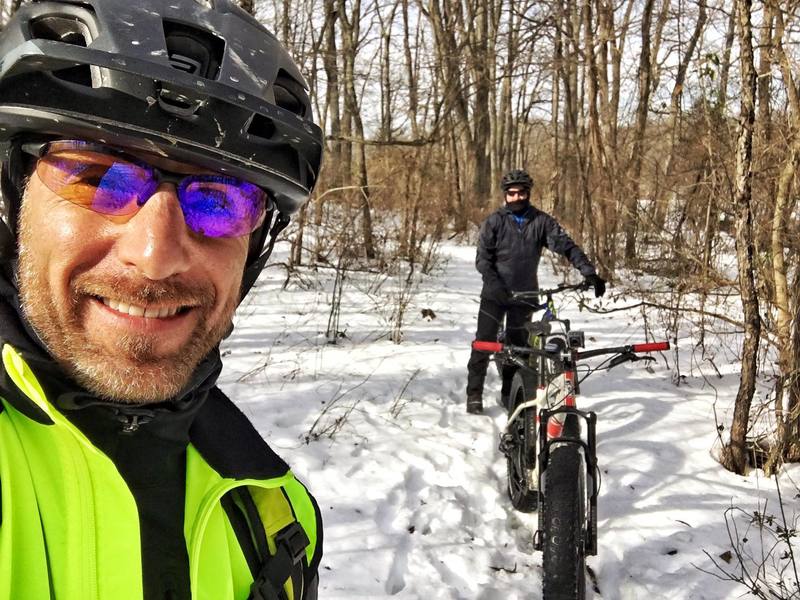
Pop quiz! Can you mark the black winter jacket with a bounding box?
[476,204,597,296]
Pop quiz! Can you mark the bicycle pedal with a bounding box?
[533,529,543,551]
[498,433,515,455]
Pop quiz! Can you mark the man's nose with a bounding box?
[114,184,192,280]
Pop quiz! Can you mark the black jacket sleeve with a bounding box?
[543,215,597,277]
[475,214,505,290]
[303,573,319,600]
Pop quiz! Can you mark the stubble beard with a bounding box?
[17,212,237,405]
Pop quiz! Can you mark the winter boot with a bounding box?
[466,394,484,415]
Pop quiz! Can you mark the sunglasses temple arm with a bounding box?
[240,212,291,295]
[263,212,291,263]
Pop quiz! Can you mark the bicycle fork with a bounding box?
[533,405,599,556]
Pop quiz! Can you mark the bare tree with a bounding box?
[401,0,421,141]
[653,0,708,230]
[376,1,399,142]
[0,0,23,27]
[721,0,760,475]
[336,0,376,259]
[623,0,656,264]
[765,3,800,467]
[717,4,736,110]
[235,0,255,15]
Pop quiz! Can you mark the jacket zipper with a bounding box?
[117,412,154,434]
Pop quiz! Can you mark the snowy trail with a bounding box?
[220,242,798,599]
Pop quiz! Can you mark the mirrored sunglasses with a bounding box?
[23,140,269,238]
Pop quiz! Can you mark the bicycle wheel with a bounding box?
[542,444,587,600]
[506,370,538,512]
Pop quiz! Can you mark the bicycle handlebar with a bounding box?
[471,339,671,360]
[472,341,504,353]
[510,282,591,300]
[631,342,670,353]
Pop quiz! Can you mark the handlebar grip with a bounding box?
[632,342,670,352]
[472,341,503,352]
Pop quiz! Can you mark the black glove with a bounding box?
[484,282,510,305]
[584,274,606,298]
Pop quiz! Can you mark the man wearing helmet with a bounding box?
[466,169,606,414]
[0,1,322,598]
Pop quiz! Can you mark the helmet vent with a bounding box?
[273,73,308,117]
[168,54,203,75]
[29,15,93,47]
[53,65,94,87]
[247,114,276,140]
[163,20,224,80]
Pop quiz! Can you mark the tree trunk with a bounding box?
[768,4,800,464]
[290,203,307,267]
[316,0,341,236]
[401,0,420,140]
[495,0,517,177]
[235,0,255,15]
[468,0,492,203]
[766,140,800,471]
[425,0,485,206]
[756,7,774,143]
[654,0,707,230]
[377,3,398,142]
[720,0,760,475]
[337,0,375,259]
[582,0,611,269]
[786,281,800,460]
[448,123,467,233]
[0,0,22,27]
[550,16,563,217]
[624,0,655,264]
[649,0,671,92]
[557,0,582,223]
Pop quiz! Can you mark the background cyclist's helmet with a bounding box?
[0,0,323,295]
[500,169,533,192]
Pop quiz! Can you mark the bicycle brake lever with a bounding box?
[608,353,657,373]
[607,352,636,369]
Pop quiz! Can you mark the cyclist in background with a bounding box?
[466,169,606,415]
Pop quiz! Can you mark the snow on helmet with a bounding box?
[500,169,533,192]
[0,0,323,293]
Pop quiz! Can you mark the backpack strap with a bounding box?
[248,521,309,600]
[221,486,310,600]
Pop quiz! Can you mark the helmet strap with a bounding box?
[240,211,291,297]
[0,143,27,262]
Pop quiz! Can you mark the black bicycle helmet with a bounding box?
[0,0,323,294]
[500,169,533,192]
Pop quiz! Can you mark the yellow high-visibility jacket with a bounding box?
[0,344,322,600]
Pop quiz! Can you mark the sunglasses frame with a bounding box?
[20,139,272,237]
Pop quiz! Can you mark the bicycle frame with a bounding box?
[472,284,670,568]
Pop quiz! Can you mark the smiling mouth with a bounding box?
[99,296,191,318]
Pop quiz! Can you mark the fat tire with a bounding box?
[506,371,538,512]
[542,444,586,600]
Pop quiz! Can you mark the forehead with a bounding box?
[505,186,528,193]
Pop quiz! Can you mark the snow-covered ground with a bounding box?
[220,241,799,600]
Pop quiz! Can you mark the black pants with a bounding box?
[466,298,533,398]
